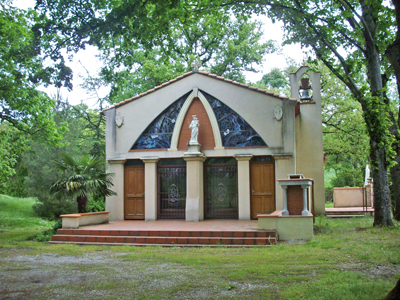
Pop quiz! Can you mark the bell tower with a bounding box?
[290,66,325,215]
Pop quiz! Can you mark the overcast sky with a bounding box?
[14,0,304,107]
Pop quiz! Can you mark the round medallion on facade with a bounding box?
[273,106,283,121]
[217,183,227,202]
[115,112,124,127]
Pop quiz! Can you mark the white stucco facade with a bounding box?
[103,67,325,221]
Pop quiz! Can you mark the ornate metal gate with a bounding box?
[157,159,186,219]
[204,158,238,219]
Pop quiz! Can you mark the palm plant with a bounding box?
[50,153,116,213]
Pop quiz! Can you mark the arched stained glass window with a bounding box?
[201,90,267,147]
[131,92,190,150]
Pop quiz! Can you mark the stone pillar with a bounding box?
[141,157,159,221]
[234,154,252,220]
[281,185,289,215]
[105,159,126,221]
[301,185,311,216]
[183,155,206,222]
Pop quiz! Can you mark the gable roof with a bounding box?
[101,70,298,113]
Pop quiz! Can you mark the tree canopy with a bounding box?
[0,2,70,142]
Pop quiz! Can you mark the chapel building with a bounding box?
[102,66,325,222]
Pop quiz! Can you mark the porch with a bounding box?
[50,220,278,247]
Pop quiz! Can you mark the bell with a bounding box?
[300,89,311,101]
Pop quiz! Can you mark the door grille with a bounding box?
[205,164,238,219]
[158,166,186,219]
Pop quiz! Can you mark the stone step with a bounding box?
[56,229,277,238]
[325,214,365,218]
[48,241,273,248]
[51,234,277,245]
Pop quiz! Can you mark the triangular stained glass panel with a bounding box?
[131,92,190,150]
[201,90,267,147]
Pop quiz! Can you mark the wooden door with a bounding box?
[124,166,145,219]
[250,161,275,219]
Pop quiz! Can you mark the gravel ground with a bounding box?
[1,248,398,299]
[0,250,276,299]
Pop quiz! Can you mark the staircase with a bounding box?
[50,228,278,247]
[325,207,374,218]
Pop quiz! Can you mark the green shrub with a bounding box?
[86,195,106,212]
[325,187,333,203]
[32,220,62,242]
[33,192,77,220]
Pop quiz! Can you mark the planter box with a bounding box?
[258,210,313,240]
[60,211,110,229]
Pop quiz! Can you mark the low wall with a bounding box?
[258,210,313,240]
[333,187,371,208]
[60,211,110,229]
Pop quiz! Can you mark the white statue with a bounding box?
[189,115,199,144]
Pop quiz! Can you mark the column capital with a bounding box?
[234,154,253,161]
[107,159,126,164]
[141,156,159,164]
[183,155,206,162]
[271,153,292,160]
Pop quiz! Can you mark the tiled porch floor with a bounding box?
[81,219,259,232]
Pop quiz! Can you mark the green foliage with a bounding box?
[86,194,106,213]
[319,63,369,188]
[31,220,62,242]
[0,123,27,192]
[35,1,274,103]
[50,153,115,213]
[17,100,105,219]
[0,3,65,142]
[32,193,76,220]
[259,68,289,92]
[101,13,274,102]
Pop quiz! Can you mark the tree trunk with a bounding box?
[390,155,400,220]
[77,196,88,213]
[361,0,394,226]
[386,39,400,104]
[382,276,400,300]
[386,0,400,220]
[370,139,394,226]
[389,120,400,221]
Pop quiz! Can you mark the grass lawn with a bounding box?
[0,195,399,299]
